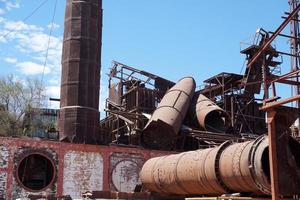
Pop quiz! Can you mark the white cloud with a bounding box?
[45,85,60,109]
[0,17,62,84]
[47,22,60,29]
[0,0,20,11]
[3,56,17,63]
[0,2,63,108]
[48,77,60,85]
[17,61,50,75]
[4,20,43,32]
[46,85,60,98]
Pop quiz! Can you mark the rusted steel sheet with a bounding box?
[141,135,300,195]
[0,137,169,200]
[63,151,103,199]
[266,108,300,195]
[109,82,122,105]
[196,94,229,132]
[142,77,196,149]
[59,0,102,144]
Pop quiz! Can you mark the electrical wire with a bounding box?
[0,0,49,40]
[41,0,58,84]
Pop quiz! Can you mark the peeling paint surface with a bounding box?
[0,145,9,168]
[0,172,6,199]
[0,137,169,199]
[63,151,103,199]
[110,153,144,192]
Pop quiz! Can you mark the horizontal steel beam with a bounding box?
[260,94,300,110]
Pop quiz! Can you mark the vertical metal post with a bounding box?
[267,109,280,200]
[231,96,234,127]
[289,0,300,133]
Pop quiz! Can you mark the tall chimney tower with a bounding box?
[59,0,102,143]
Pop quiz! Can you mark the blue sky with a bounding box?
[0,0,294,112]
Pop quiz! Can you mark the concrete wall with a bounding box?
[0,137,168,199]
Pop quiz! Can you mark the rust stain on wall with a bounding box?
[63,151,103,199]
[110,153,144,192]
[0,137,169,199]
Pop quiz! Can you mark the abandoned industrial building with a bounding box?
[0,0,300,200]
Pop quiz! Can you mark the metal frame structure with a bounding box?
[100,61,175,146]
[199,30,282,136]
[245,2,300,200]
[100,61,243,150]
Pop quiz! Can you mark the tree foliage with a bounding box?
[0,75,46,136]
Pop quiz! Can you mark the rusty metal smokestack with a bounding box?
[59,0,102,143]
[140,135,300,195]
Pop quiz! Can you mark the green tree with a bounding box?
[0,75,45,136]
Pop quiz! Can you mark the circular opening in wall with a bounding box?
[17,153,55,191]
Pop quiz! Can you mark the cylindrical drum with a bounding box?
[196,94,229,132]
[140,145,227,195]
[219,137,270,194]
[142,77,196,149]
[140,136,273,195]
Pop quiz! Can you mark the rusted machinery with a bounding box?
[100,61,175,145]
[140,135,300,196]
[141,77,196,149]
[100,62,240,150]
[195,94,229,132]
[59,0,102,144]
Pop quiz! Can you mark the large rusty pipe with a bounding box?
[141,145,227,195]
[196,94,229,132]
[140,136,288,195]
[142,77,196,150]
[219,136,270,194]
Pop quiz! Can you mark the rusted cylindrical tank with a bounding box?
[142,77,196,149]
[140,136,273,195]
[196,94,229,132]
[219,136,270,194]
[59,0,102,144]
